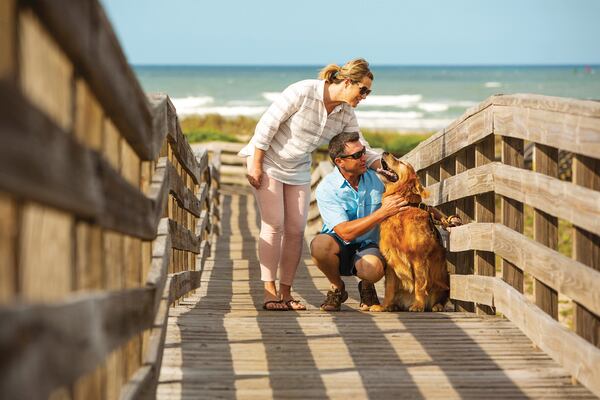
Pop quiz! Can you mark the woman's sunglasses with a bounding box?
[355,82,372,96]
[339,147,366,160]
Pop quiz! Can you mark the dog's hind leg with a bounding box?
[428,251,449,312]
[370,265,399,312]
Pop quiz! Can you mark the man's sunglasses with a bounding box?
[339,147,366,160]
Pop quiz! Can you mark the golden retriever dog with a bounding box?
[371,152,450,312]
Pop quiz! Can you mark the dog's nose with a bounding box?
[382,151,389,157]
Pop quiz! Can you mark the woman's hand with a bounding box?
[246,164,263,189]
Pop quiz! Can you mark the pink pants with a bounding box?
[250,171,311,286]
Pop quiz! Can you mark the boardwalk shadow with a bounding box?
[239,193,330,399]
[166,191,588,399]
[165,193,237,399]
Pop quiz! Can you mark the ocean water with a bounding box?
[134,65,600,132]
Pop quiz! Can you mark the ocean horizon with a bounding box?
[133,64,600,132]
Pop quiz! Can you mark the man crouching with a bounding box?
[310,132,409,311]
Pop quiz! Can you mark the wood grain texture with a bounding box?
[402,94,600,170]
[500,137,524,292]
[450,275,600,398]
[572,154,600,348]
[30,0,157,159]
[0,287,156,400]
[19,203,73,301]
[424,162,600,236]
[493,104,600,159]
[474,135,495,314]
[74,78,103,151]
[532,144,559,319]
[0,0,17,80]
[18,8,73,131]
[449,223,600,317]
[0,193,17,304]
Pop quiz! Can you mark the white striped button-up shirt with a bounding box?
[238,79,379,185]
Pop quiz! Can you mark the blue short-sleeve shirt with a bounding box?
[315,167,385,245]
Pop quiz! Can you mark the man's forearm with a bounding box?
[333,209,387,242]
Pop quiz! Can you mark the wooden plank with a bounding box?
[74,223,103,291]
[168,270,202,304]
[74,78,103,151]
[474,135,495,314]
[30,0,158,159]
[493,104,600,160]
[18,7,73,131]
[453,146,475,312]
[501,136,524,292]
[73,364,105,400]
[425,162,600,236]
[439,156,458,279]
[449,223,600,317]
[19,203,73,301]
[425,162,440,186]
[169,219,201,254]
[0,0,17,80]
[167,123,203,185]
[492,278,600,398]
[0,80,173,239]
[0,287,156,400]
[0,193,18,304]
[572,154,600,348]
[492,93,600,117]
[139,277,171,399]
[403,107,493,171]
[167,161,201,217]
[119,365,152,400]
[533,144,558,319]
[450,274,494,306]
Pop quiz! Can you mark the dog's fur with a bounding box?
[371,153,449,312]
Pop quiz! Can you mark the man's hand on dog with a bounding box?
[380,194,410,217]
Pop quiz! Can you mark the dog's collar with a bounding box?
[408,202,429,211]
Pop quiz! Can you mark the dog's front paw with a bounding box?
[369,304,385,312]
[431,303,444,312]
[408,303,425,312]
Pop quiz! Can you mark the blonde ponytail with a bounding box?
[318,58,374,83]
[319,64,342,83]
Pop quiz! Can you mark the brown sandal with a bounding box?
[285,299,307,311]
[262,300,288,311]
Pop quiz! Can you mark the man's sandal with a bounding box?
[262,300,288,311]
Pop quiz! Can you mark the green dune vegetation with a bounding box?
[180,114,432,156]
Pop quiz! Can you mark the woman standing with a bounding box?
[238,58,379,310]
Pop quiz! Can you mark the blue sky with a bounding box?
[101,0,600,66]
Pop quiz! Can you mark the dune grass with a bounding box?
[180,114,432,156]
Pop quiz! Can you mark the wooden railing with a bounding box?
[0,2,219,399]
[397,93,600,397]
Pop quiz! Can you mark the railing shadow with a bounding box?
[240,192,330,398]
[163,190,584,399]
[165,193,237,399]
[292,239,537,398]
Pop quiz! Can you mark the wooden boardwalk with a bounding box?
[156,190,595,400]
